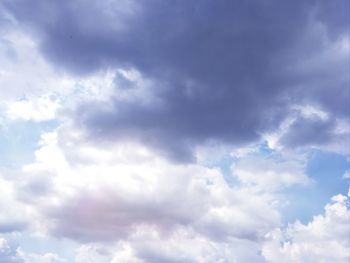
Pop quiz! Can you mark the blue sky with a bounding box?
[0,1,349,262]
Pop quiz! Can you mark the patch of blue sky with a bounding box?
[216,155,238,187]
[23,234,78,262]
[204,142,349,224]
[282,149,349,224]
[204,141,276,187]
[2,231,78,262]
[0,119,59,168]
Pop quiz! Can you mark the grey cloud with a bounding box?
[280,116,335,148]
[113,72,136,90]
[279,111,350,155]
[4,0,349,161]
[314,0,350,39]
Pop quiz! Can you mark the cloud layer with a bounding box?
[3,0,349,161]
[0,1,349,262]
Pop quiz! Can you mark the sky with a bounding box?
[0,0,349,262]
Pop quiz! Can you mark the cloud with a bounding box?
[76,226,266,263]
[0,21,64,101]
[3,105,345,262]
[0,176,30,233]
[0,1,349,262]
[3,0,348,161]
[6,95,61,122]
[6,123,310,262]
[75,243,112,263]
[20,252,67,263]
[264,104,350,155]
[262,191,350,263]
[0,13,120,121]
[2,112,348,262]
[72,189,350,263]
[232,152,310,191]
[280,116,334,147]
[17,127,280,244]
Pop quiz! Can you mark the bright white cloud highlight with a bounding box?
[6,96,61,122]
[262,191,350,263]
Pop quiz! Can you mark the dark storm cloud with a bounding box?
[4,0,349,161]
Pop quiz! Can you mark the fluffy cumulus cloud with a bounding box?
[17,126,280,252]
[4,122,346,262]
[75,226,264,263]
[0,0,349,262]
[262,192,350,263]
[72,189,350,263]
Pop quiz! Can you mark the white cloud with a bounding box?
[6,95,61,122]
[75,243,112,263]
[292,105,329,121]
[19,252,67,263]
[118,225,264,263]
[232,153,310,192]
[0,28,68,101]
[0,176,31,233]
[31,129,280,241]
[13,124,285,261]
[75,225,266,263]
[262,191,350,263]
